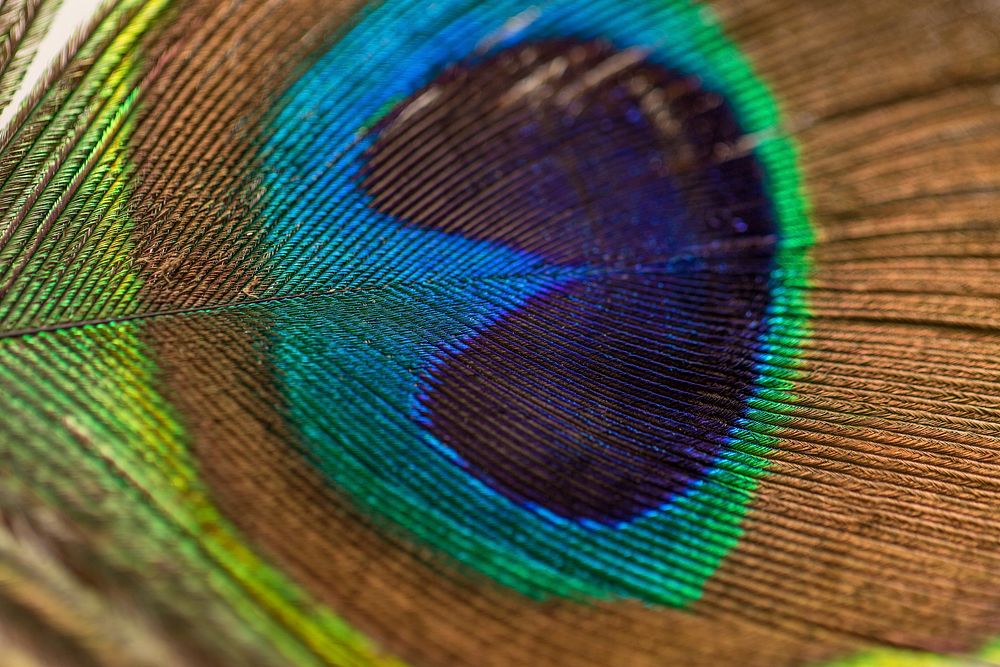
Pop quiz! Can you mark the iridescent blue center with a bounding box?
[361,39,777,525]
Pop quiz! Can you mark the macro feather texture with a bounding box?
[0,0,999,665]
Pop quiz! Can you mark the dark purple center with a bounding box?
[361,39,777,525]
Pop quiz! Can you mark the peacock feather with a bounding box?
[0,0,998,665]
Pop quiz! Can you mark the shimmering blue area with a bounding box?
[261,0,788,605]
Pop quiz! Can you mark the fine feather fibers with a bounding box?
[0,1,999,666]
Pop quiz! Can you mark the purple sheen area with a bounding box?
[362,39,778,524]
